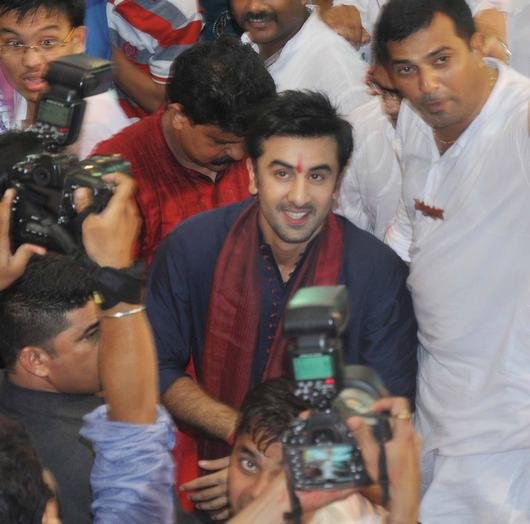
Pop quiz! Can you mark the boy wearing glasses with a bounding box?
[0,0,128,158]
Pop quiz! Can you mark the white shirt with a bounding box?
[242,12,370,117]
[336,97,401,240]
[12,89,129,159]
[386,61,530,456]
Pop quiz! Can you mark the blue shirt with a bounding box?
[147,198,418,403]
[81,405,176,524]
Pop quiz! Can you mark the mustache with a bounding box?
[243,10,277,23]
[278,205,315,213]
[211,156,236,166]
[420,94,446,105]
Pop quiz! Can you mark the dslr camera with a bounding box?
[0,54,129,254]
[282,285,391,491]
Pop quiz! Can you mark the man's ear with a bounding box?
[247,157,258,195]
[470,31,486,59]
[167,103,189,131]
[72,26,87,54]
[17,347,52,379]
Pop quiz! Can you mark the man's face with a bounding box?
[386,12,485,132]
[231,0,307,56]
[228,432,284,513]
[177,118,246,172]
[249,135,340,249]
[0,8,85,104]
[45,300,101,394]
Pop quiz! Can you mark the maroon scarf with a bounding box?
[198,199,344,460]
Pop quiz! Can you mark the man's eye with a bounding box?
[396,65,415,75]
[434,55,449,65]
[274,169,290,179]
[6,40,24,48]
[309,172,325,182]
[40,39,59,48]
[240,458,257,473]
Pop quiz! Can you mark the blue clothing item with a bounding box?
[85,0,111,59]
[80,405,176,524]
[147,198,418,403]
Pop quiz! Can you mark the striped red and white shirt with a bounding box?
[107,0,203,118]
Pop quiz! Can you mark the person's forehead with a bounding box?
[234,432,284,462]
[0,8,71,34]
[60,300,99,338]
[199,124,244,143]
[260,135,339,162]
[387,12,465,62]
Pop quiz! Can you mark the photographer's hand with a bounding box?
[0,189,46,291]
[180,456,231,521]
[346,397,421,524]
[80,173,140,269]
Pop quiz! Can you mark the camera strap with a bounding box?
[75,254,144,309]
[378,438,390,507]
[283,472,303,524]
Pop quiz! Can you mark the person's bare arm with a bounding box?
[163,376,239,440]
[81,173,157,424]
[111,46,166,114]
[317,3,370,48]
[474,8,509,63]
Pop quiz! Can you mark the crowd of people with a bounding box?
[0,0,529,522]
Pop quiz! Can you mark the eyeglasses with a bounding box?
[0,27,76,56]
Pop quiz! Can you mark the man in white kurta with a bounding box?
[377,0,530,521]
[233,3,370,118]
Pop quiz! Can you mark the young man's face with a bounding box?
[230,0,307,57]
[249,135,340,251]
[0,8,85,104]
[45,299,101,394]
[228,431,284,512]
[386,12,485,133]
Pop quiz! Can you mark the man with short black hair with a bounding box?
[0,172,140,523]
[376,0,530,521]
[93,37,277,262]
[0,0,129,157]
[147,91,417,495]
[230,0,370,117]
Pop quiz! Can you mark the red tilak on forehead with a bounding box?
[295,153,303,173]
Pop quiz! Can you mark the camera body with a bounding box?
[0,55,128,254]
[10,152,128,253]
[282,286,390,491]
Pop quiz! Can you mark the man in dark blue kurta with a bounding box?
[146,92,417,488]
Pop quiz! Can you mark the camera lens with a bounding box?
[32,166,52,186]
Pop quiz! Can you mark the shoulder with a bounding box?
[92,113,159,155]
[155,199,254,265]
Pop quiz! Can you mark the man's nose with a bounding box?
[287,175,310,208]
[225,143,245,162]
[418,68,439,95]
[248,471,271,501]
[21,46,47,69]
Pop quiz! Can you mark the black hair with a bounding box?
[0,0,85,27]
[0,254,96,369]
[166,37,276,136]
[375,0,475,64]
[0,415,52,524]
[245,90,354,173]
[236,378,310,452]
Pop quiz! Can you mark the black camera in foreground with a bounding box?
[0,55,129,254]
[282,286,391,491]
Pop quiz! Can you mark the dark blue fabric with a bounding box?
[85,0,111,60]
[147,198,418,404]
